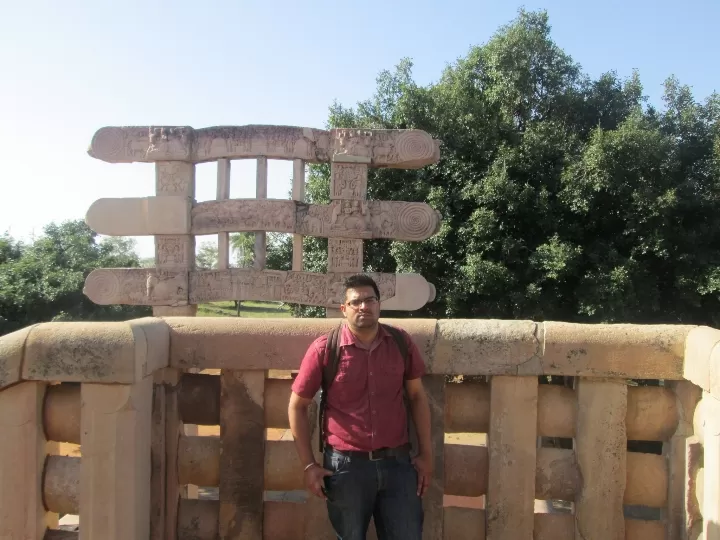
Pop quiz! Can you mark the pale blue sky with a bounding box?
[1,0,718,258]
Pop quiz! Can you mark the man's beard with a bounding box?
[354,313,377,327]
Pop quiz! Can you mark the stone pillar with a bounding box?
[217,159,231,270]
[422,375,446,540]
[292,159,305,272]
[219,370,265,539]
[80,377,153,540]
[486,375,538,539]
[703,393,720,539]
[665,380,701,539]
[0,381,58,539]
[254,157,268,269]
[154,161,196,317]
[574,378,627,540]
[326,162,367,318]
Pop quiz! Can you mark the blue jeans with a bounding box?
[322,447,424,540]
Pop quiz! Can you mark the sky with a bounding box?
[1,0,718,259]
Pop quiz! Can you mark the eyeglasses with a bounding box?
[346,296,378,309]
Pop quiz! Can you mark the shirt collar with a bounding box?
[339,321,389,348]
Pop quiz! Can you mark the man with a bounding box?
[288,274,433,540]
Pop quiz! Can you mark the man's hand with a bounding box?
[304,463,333,499]
[411,453,433,497]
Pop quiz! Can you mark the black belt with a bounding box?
[326,443,411,461]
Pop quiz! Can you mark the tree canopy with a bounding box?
[302,8,720,326]
[0,220,151,335]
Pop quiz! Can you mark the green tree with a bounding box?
[196,241,219,270]
[229,232,293,271]
[303,8,720,326]
[0,220,150,335]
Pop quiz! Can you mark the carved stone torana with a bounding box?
[83,269,188,306]
[328,239,363,273]
[330,163,367,200]
[156,162,195,197]
[88,125,440,169]
[83,268,431,310]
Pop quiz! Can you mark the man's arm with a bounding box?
[288,341,330,498]
[405,378,432,459]
[288,392,317,470]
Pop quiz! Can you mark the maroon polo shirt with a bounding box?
[292,323,426,452]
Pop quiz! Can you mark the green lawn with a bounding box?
[197,300,292,318]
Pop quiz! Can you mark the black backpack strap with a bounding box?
[318,323,343,453]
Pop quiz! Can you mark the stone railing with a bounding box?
[0,317,718,540]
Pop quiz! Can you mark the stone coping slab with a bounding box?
[0,317,706,385]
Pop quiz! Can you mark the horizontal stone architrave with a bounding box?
[0,318,169,386]
[83,268,434,311]
[85,197,442,242]
[88,125,441,169]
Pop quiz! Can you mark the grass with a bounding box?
[197,300,292,318]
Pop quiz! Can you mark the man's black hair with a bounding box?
[343,274,380,302]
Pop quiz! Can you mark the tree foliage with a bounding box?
[0,221,151,335]
[304,9,720,325]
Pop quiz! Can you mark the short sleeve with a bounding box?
[403,331,426,380]
[291,338,324,399]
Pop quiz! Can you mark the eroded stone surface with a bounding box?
[83,268,188,306]
[22,322,137,383]
[155,236,194,270]
[89,125,440,169]
[219,370,264,539]
[434,319,540,375]
[545,322,695,380]
[156,161,195,197]
[330,163,367,200]
[535,448,577,501]
[328,238,362,273]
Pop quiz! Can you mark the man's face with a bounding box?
[340,286,380,329]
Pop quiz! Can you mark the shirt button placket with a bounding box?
[369,350,376,444]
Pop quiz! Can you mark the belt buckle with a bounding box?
[369,449,384,461]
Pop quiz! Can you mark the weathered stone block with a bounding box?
[434,319,540,375]
[545,321,693,379]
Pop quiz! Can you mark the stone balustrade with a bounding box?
[0,316,718,539]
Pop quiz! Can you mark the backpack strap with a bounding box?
[318,323,342,453]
